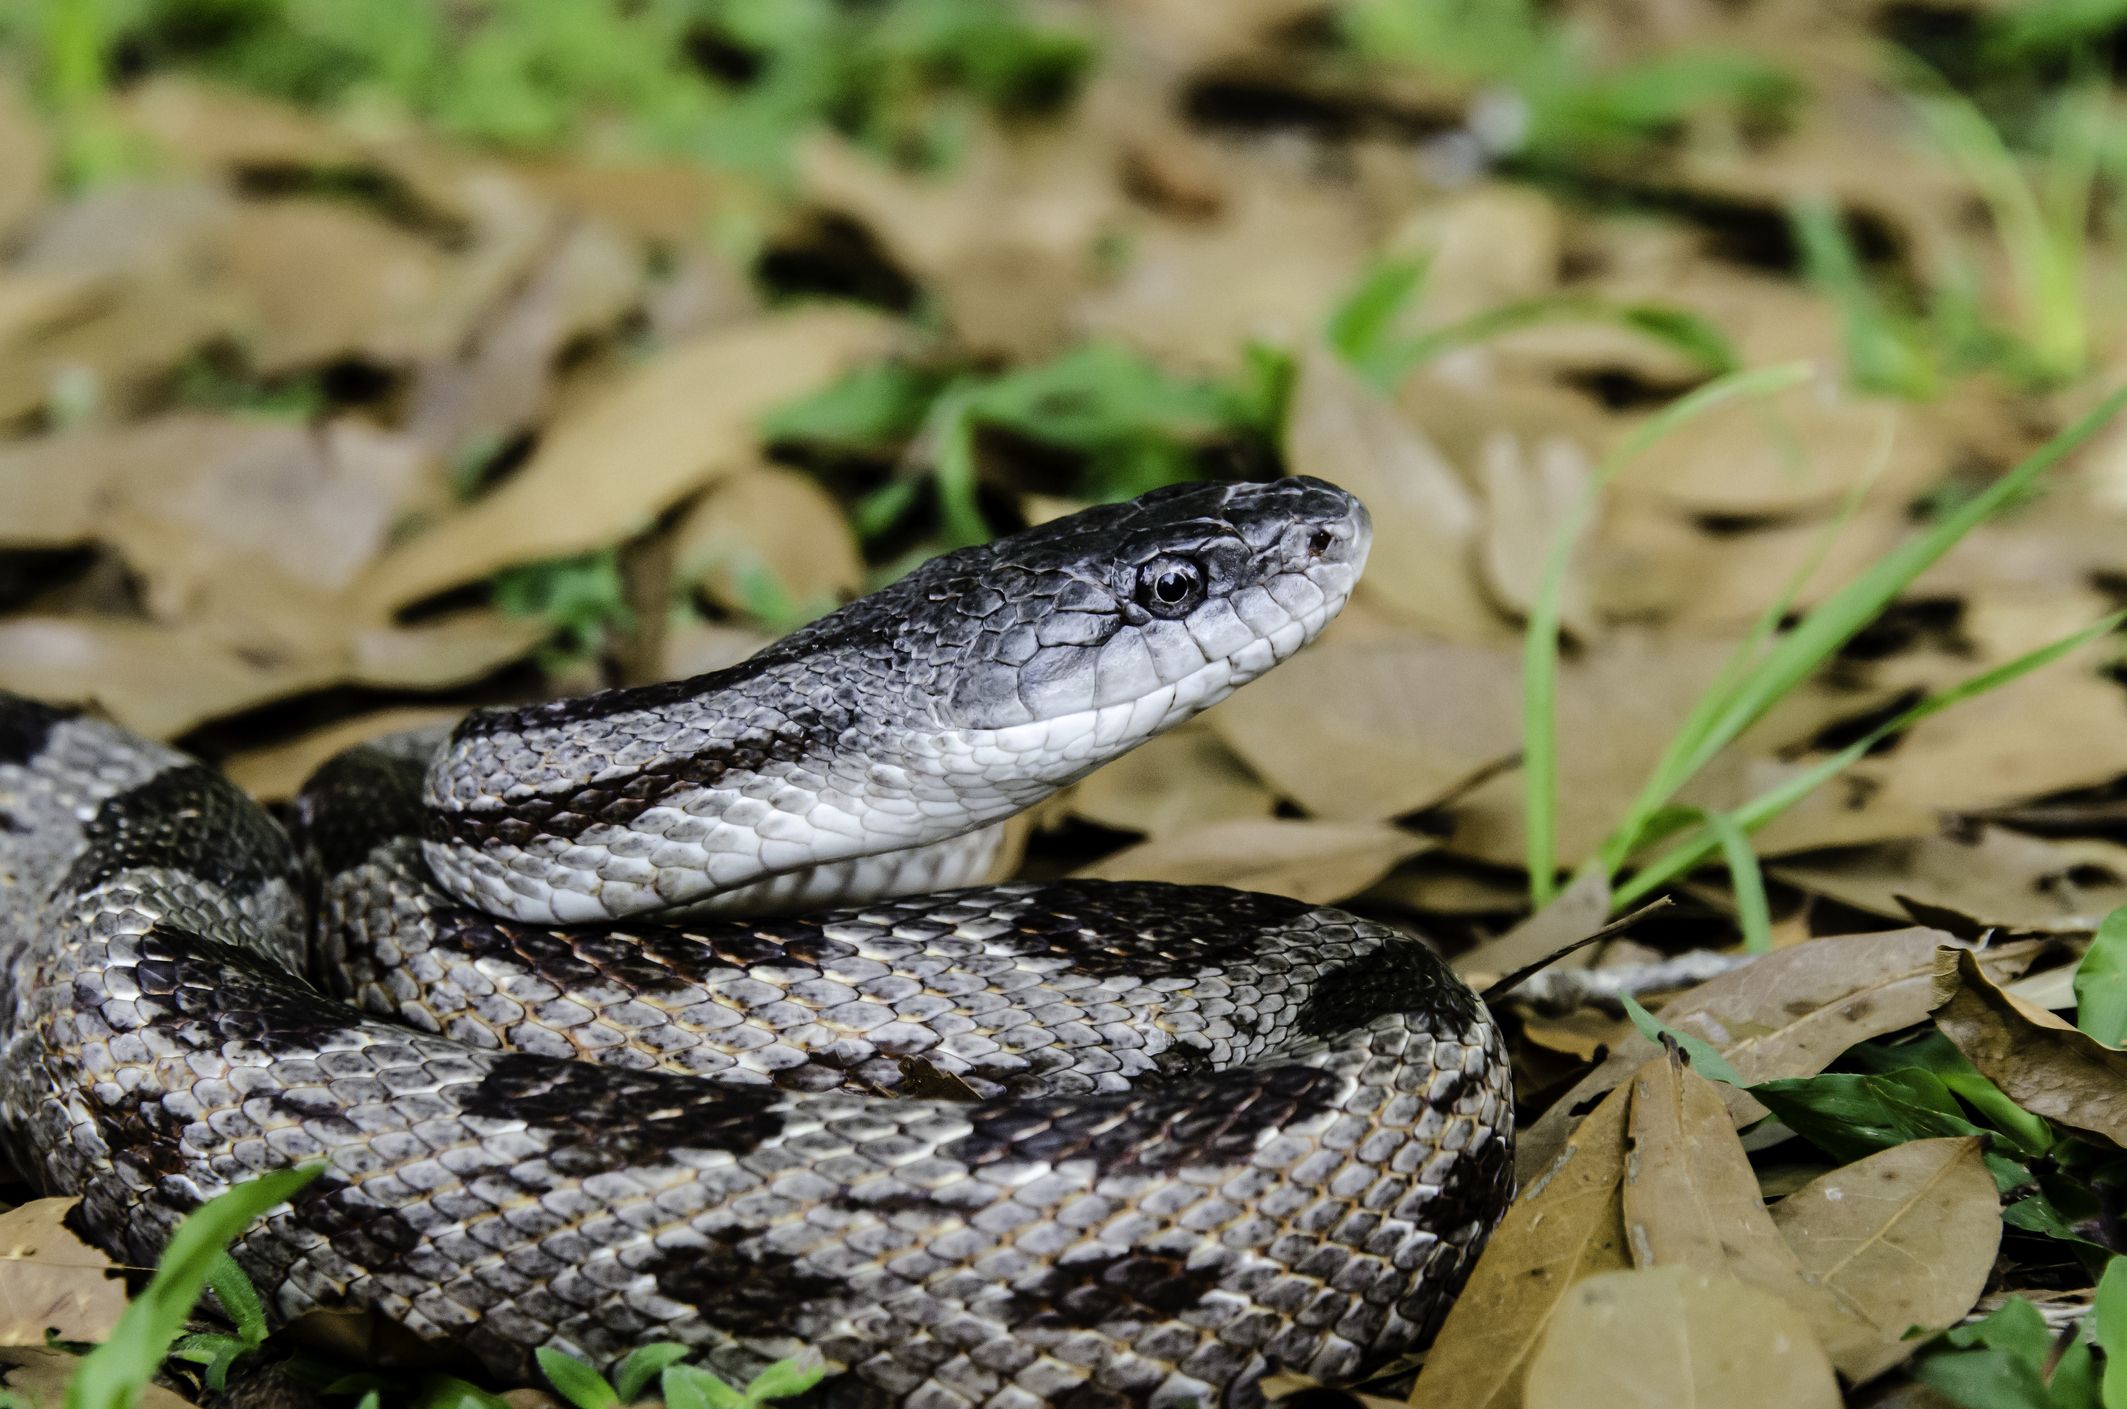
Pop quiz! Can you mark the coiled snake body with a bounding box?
[0,479,1512,1408]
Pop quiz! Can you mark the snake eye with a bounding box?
[1137,558,1205,618]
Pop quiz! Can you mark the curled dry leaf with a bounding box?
[1452,864,1609,982]
[671,464,865,617]
[1067,726,1276,839]
[1515,929,2041,1182]
[1408,1077,1632,1409]
[1622,1056,1877,1376]
[1209,635,1524,823]
[0,1199,127,1347]
[1769,1137,2000,1384]
[1931,946,2127,1148]
[1521,1266,1841,1409]
[0,611,545,739]
[1775,826,2127,933]
[355,306,901,613]
[1070,818,1430,906]
[220,707,466,802]
[1281,347,1498,640]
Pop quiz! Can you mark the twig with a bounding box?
[1478,897,1676,1006]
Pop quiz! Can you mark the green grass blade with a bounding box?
[65,1165,323,1409]
[1614,610,2127,908]
[1648,384,2127,826]
[1598,411,1896,876]
[1522,361,1812,903]
[1694,807,1775,953]
[1328,255,1430,386]
[2098,1256,2127,1405]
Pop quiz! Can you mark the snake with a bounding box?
[0,477,1513,1409]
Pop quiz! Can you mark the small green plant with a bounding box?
[1340,0,1797,172]
[1520,373,2127,940]
[166,1255,272,1391]
[1325,255,1737,390]
[771,342,1287,549]
[493,549,634,670]
[55,0,1092,180]
[66,1165,324,1409]
[537,1344,825,1409]
[1914,1256,2127,1407]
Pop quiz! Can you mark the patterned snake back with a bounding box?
[0,479,1512,1408]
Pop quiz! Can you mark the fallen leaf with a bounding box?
[671,463,864,617]
[355,305,901,612]
[1769,1137,2001,1383]
[220,707,464,802]
[1068,726,1276,838]
[1453,864,1610,982]
[1931,946,2127,1149]
[1282,347,1499,639]
[1071,817,1431,905]
[1516,929,2041,1182]
[0,1347,195,1409]
[1409,1077,1633,1409]
[1208,635,1523,822]
[1477,430,1595,635]
[214,199,452,372]
[0,1200,127,1347]
[1774,826,2127,932]
[1522,1266,1841,1409]
[1622,1057,1873,1374]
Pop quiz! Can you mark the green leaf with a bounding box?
[1751,1069,1988,1164]
[743,1355,827,1403]
[661,1364,747,1409]
[66,1165,324,1409]
[203,1253,268,1347]
[614,1344,693,1404]
[1617,994,1744,1086]
[2096,1256,2127,1407]
[761,362,946,451]
[538,1348,620,1409]
[1327,256,1430,385]
[2077,907,2127,1047]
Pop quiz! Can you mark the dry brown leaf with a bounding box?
[672,464,864,616]
[1522,1266,1842,1409]
[1408,1078,1633,1409]
[1774,826,2127,932]
[1769,1137,2001,1383]
[1515,929,2041,1182]
[0,611,544,739]
[0,1200,127,1347]
[0,1346,196,1409]
[1068,726,1276,839]
[356,306,900,612]
[1071,818,1430,905]
[1589,500,1907,629]
[1622,1058,1873,1373]
[1932,946,2127,1148]
[1476,431,1594,634]
[214,199,452,371]
[1209,635,1523,822]
[1282,347,1499,640]
[221,707,465,802]
[0,80,51,241]
[1453,865,1610,981]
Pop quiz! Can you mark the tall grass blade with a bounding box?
[1614,610,2127,908]
[1522,361,1813,903]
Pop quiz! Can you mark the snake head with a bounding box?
[923,475,1370,781]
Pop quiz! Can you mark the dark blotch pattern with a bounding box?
[0,696,74,768]
[62,765,292,900]
[458,1053,788,1174]
[1292,937,1479,1042]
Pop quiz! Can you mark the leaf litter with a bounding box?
[7,1,2127,1405]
